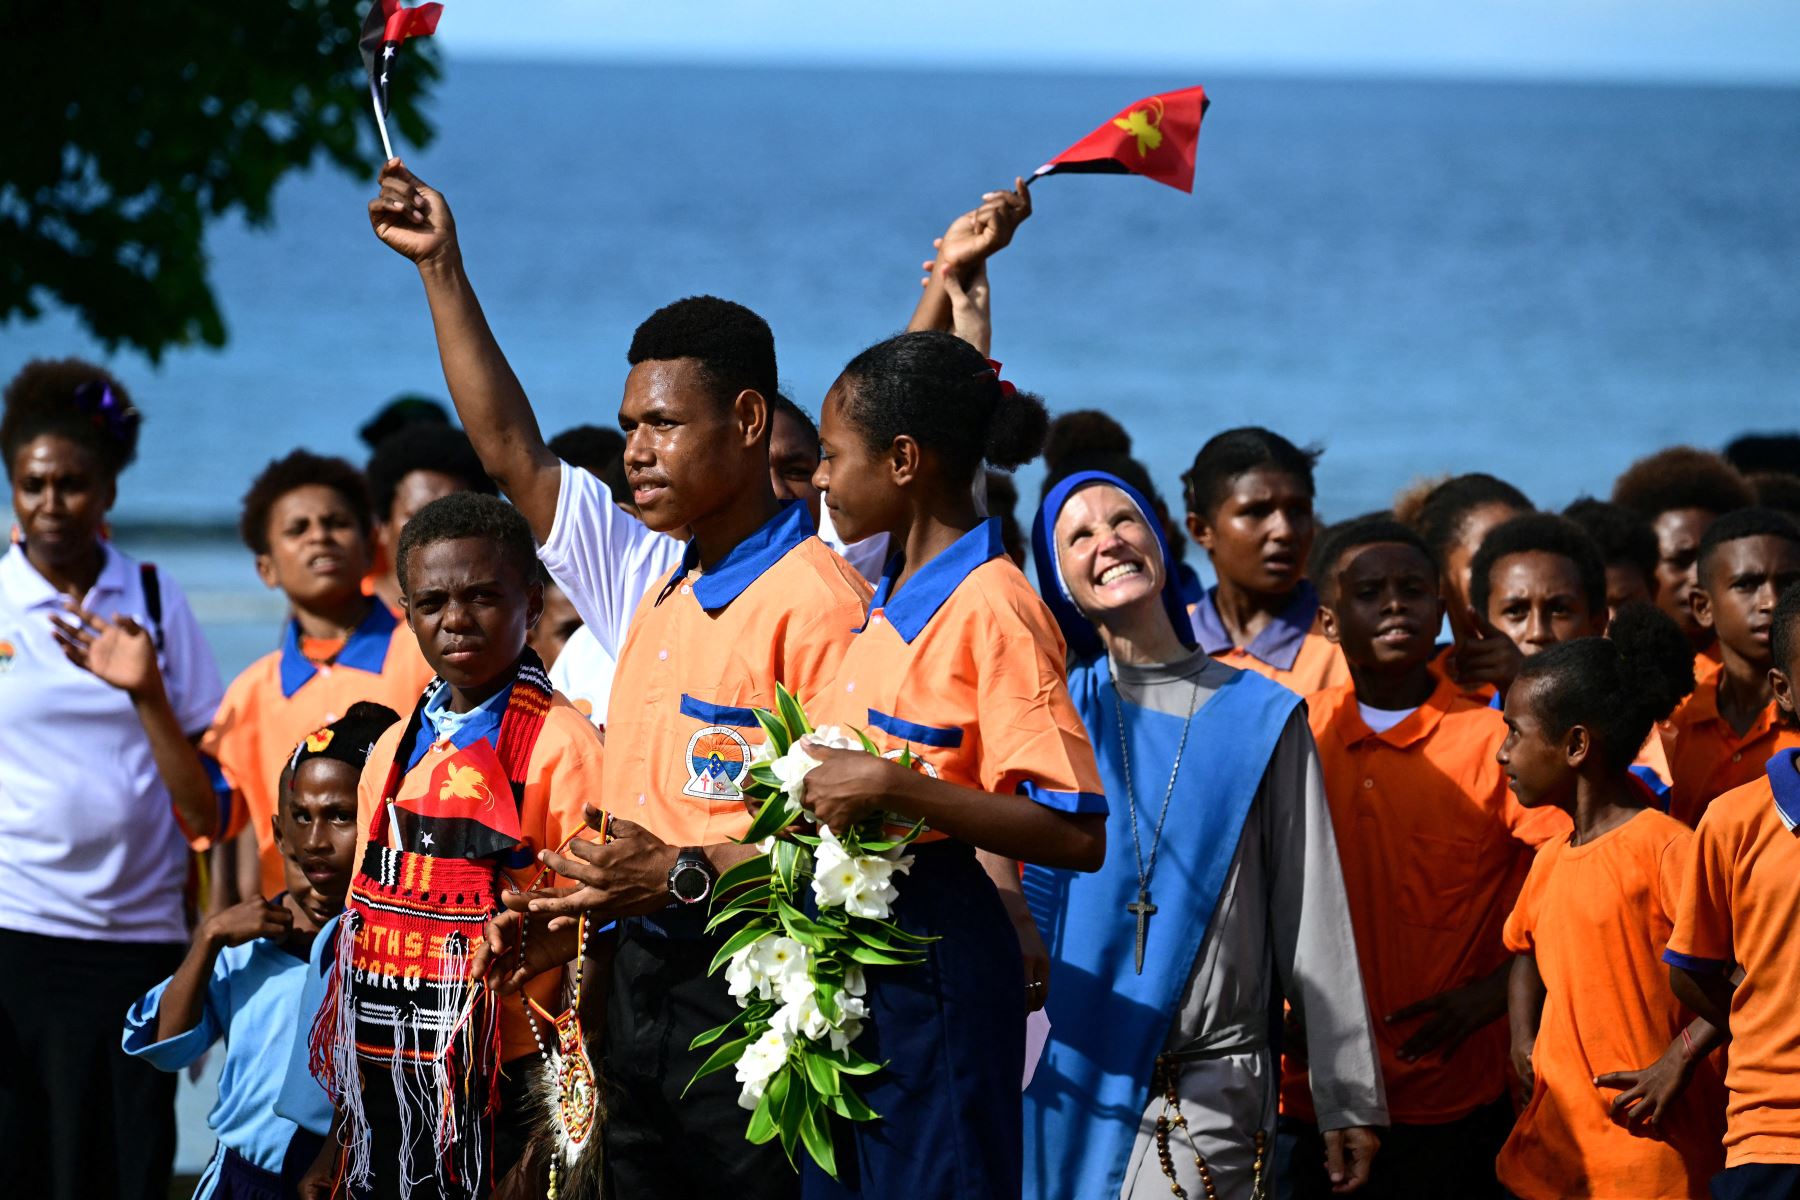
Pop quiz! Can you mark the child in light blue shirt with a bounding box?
[123,703,397,1199]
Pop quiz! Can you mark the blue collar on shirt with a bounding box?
[1189,579,1320,672]
[277,601,399,699]
[406,679,513,771]
[862,519,1003,644]
[1769,749,1800,832]
[671,500,814,612]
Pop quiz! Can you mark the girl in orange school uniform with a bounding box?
[1496,603,1724,1200]
[796,331,1108,1199]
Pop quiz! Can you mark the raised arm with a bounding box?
[369,159,563,540]
[906,178,1033,351]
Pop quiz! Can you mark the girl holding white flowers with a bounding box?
[792,329,1109,1199]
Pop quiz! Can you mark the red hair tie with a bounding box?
[981,359,1017,398]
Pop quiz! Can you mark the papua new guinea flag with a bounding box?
[361,0,444,117]
[1034,87,1210,193]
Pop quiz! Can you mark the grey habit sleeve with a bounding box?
[1265,707,1389,1132]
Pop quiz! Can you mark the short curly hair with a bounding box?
[366,425,495,521]
[1696,507,1800,589]
[1181,427,1320,520]
[1563,497,1658,582]
[395,492,541,595]
[239,450,374,555]
[2,358,141,479]
[627,295,778,411]
[1468,513,1607,620]
[1611,447,1753,521]
[1313,517,1439,605]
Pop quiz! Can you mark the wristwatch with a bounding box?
[668,847,716,906]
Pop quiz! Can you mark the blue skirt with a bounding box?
[802,840,1025,1200]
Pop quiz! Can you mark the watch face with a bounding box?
[672,864,710,903]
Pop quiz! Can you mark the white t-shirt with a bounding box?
[1357,702,1418,735]
[0,542,223,942]
[548,623,615,730]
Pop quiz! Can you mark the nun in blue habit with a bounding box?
[1021,469,1386,1200]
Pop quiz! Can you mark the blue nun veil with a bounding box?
[1030,469,1196,660]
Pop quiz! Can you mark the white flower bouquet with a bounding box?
[686,685,934,1179]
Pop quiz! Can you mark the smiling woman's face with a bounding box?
[1053,484,1166,621]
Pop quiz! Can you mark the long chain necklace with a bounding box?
[1111,660,1203,975]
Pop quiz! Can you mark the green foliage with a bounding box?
[0,0,441,360]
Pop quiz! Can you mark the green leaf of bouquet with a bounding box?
[745,764,784,792]
[803,1047,843,1098]
[683,1033,753,1096]
[708,921,777,975]
[847,944,917,967]
[746,1082,780,1145]
[814,978,840,1023]
[831,1048,884,1076]
[868,918,939,945]
[825,1082,881,1122]
[776,686,812,736]
[800,1102,839,1179]
[754,707,792,757]
[771,839,807,895]
[714,855,773,898]
[706,885,772,931]
[744,796,803,845]
[852,725,880,756]
[777,900,832,951]
[688,1006,752,1051]
[777,1067,808,1157]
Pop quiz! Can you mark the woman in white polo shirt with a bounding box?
[0,359,223,1200]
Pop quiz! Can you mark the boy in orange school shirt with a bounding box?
[367,159,891,1200]
[202,451,435,903]
[1276,517,1566,1200]
[1182,427,1348,696]
[1664,582,1800,1200]
[1662,508,1800,826]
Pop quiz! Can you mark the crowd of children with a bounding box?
[1,159,1799,1200]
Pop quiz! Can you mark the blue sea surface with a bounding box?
[1,61,1796,1169]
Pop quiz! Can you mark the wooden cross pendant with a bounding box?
[1127,887,1158,975]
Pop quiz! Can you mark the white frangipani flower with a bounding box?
[723,934,810,1003]
[734,1027,792,1110]
[811,825,916,919]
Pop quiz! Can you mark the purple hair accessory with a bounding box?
[72,381,140,445]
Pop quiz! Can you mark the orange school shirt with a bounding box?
[355,685,605,1062]
[1665,752,1800,1168]
[1662,671,1800,827]
[602,503,872,848]
[1189,580,1349,697]
[810,520,1105,824]
[1427,643,1499,705]
[1497,810,1725,1199]
[201,603,435,896]
[1280,674,1569,1124]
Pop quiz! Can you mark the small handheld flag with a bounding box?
[1034,87,1210,194]
[360,0,444,161]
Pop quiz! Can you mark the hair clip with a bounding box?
[979,359,1018,399]
[71,380,141,445]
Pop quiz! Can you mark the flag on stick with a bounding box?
[360,0,443,160]
[1034,87,1210,193]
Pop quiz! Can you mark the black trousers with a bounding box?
[1712,1164,1800,1200]
[0,927,184,1200]
[601,914,799,1200]
[1276,1095,1515,1200]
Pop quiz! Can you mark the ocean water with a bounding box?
[5,60,1798,677]
[1,60,1796,1169]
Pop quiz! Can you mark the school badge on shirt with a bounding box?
[684,725,753,800]
[0,637,16,676]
